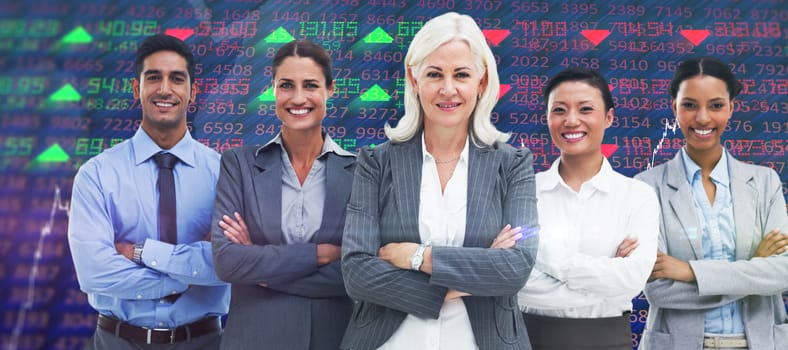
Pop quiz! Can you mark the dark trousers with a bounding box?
[85,327,221,350]
[523,312,632,350]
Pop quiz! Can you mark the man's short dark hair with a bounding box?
[135,34,195,83]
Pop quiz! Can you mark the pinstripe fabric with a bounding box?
[341,136,539,350]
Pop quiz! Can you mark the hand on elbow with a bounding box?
[219,212,252,245]
[490,224,523,249]
[317,243,341,266]
[378,242,419,270]
[615,236,639,258]
[754,229,788,258]
[649,250,696,282]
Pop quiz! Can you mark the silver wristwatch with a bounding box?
[410,241,431,271]
[132,242,144,265]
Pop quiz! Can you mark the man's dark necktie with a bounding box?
[153,153,179,244]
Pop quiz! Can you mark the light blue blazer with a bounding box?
[635,150,788,350]
[212,143,356,350]
[341,135,539,350]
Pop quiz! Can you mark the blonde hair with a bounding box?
[385,12,509,146]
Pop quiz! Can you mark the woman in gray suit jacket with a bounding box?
[341,12,539,350]
[211,40,355,350]
[636,57,788,350]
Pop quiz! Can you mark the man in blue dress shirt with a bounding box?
[68,34,229,349]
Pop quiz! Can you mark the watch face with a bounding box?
[410,254,423,270]
[411,245,426,270]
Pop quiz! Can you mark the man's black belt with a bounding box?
[97,314,221,344]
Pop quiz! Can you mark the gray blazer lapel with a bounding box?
[314,153,355,244]
[253,146,284,245]
[666,155,703,259]
[728,154,757,259]
[390,138,423,243]
[464,144,496,248]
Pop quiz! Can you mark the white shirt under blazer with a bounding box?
[635,149,788,350]
[341,134,539,350]
[518,157,660,318]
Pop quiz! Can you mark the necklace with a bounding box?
[434,156,460,164]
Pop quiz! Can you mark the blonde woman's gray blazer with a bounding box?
[341,136,539,350]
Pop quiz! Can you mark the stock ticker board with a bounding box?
[1,1,786,349]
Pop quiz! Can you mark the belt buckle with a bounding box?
[704,336,746,349]
[145,327,176,344]
[710,336,725,349]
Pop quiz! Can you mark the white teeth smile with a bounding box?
[155,102,174,107]
[563,132,585,140]
[437,103,459,108]
[289,108,309,115]
[694,129,712,135]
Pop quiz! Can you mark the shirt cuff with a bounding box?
[140,238,175,271]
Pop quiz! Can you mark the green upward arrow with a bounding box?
[62,26,93,44]
[360,84,391,102]
[35,143,70,163]
[258,87,275,101]
[264,27,295,43]
[49,84,82,102]
[363,27,394,44]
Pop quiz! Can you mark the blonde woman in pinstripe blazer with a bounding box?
[340,12,539,350]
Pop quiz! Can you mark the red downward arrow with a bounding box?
[601,144,619,158]
[498,84,511,100]
[679,29,710,45]
[482,29,510,46]
[165,28,195,41]
[608,84,615,93]
[580,29,611,46]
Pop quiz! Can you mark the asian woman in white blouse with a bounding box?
[517,67,660,350]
